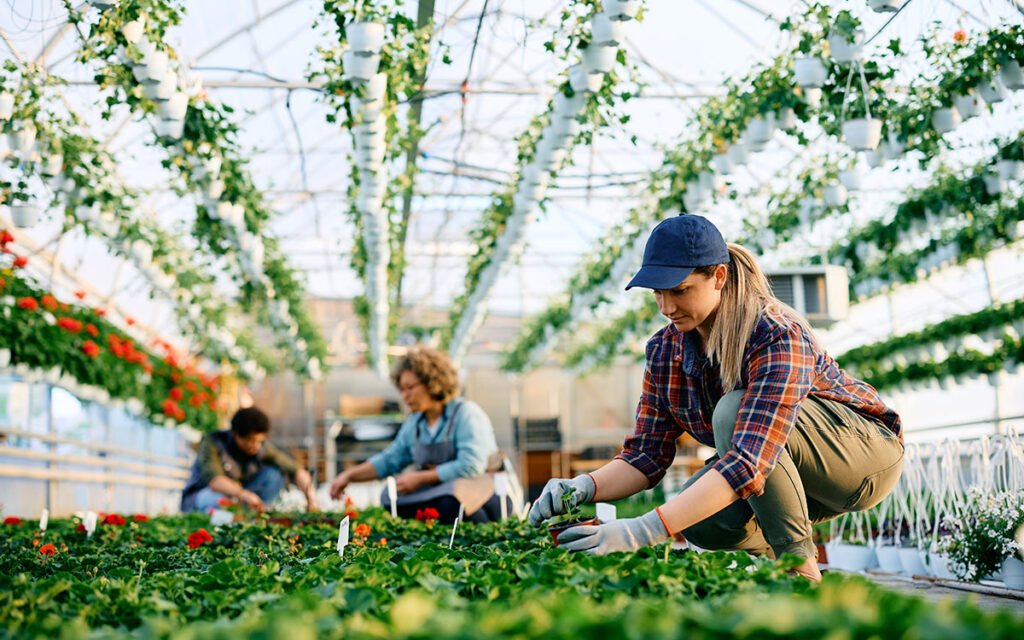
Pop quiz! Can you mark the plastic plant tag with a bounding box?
[448,503,465,549]
[521,500,532,520]
[596,503,617,523]
[337,515,350,557]
[494,473,508,520]
[84,511,97,537]
[39,509,48,532]
[386,476,398,518]
[210,509,234,526]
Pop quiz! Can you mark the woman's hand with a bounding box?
[329,472,351,501]
[395,470,431,494]
[237,489,266,513]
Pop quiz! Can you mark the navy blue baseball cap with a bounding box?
[625,214,730,290]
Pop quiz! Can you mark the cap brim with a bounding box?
[625,265,695,291]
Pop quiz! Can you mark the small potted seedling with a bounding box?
[547,487,601,546]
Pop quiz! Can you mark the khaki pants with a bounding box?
[679,391,904,560]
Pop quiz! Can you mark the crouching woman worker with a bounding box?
[181,407,319,513]
[329,347,507,524]
[529,214,904,581]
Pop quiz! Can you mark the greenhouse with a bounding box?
[1,0,1024,637]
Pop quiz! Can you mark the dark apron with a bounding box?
[381,401,497,515]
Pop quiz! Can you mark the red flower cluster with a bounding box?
[953,29,966,43]
[187,528,214,549]
[13,256,28,269]
[0,230,13,245]
[39,543,56,556]
[73,290,86,300]
[132,514,149,522]
[82,340,101,359]
[169,387,184,401]
[354,523,371,538]
[217,497,234,508]
[345,509,359,521]
[162,399,186,421]
[415,508,440,523]
[40,295,58,311]
[76,523,87,533]
[103,513,126,526]
[16,297,37,311]
[57,317,83,333]
[85,323,99,337]
[107,334,149,368]
[0,276,6,290]
[4,516,22,525]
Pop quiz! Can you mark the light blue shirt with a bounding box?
[367,399,498,483]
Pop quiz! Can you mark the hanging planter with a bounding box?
[8,124,37,154]
[547,116,581,142]
[10,204,39,228]
[120,17,145,44]
[603,0,640,21]
[794,56,828,88]
[42,154,63,176]
[976,76,1008,104]
[591,13,625,47]
[863,149,884,168]
[868,0,907,12]
[360,73,387,104]
[157,92,189,120]
[711,152,733,175]
[347,22,385,54]
[745,113,776,148]
[0,92,14,120]
[0,348,10,369]
[568,64,602,93]
[143,71,177,100]
[839,167,863,191]
[983,172,1004,195]
[205,179,225,200]
[350,96,382,120]
[727,141,748,166]
[581,44,616,75]
[828,29,865,64]
[842,118,882,151]
[997,159,1022,181]
[775,107,797,130]
[553,91,586,118]
[823,184,848,207]
[133,51,168,83]
[879,132,905,160]
[153,118,184,140]
[952,90,982,120]
[930,107,960,134]
[1000,60,1024,91]
[342,51,381,82]
[682,187,705,213]
[521,163,546,186]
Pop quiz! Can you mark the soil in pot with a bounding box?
[548,517,601,546]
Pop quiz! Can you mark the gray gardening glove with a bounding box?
[528,475,596,526]
[557,510,671,555]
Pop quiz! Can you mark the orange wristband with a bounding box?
[585,472,598,498]
[654,506,673,536]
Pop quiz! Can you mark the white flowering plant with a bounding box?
[938,487,1024,582]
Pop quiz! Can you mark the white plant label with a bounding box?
[84,511,97,537]
[386,476,398,517]
[494,473,509,520]
[596,503,617,523]
[448,504,465,550]
[39,509,48,532]
[337,515,350,557]
[210,509,234,527]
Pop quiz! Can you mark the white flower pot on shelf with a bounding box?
[776,107,797,130]
[997,159,1022,181]
[157,92,188,120]
[842,117,882,151]
[682,188,705,213]
[928,552,957,580]
[839,168,863,191]
[953,91,982,120]
[1002,557,1024,589]
[977,77,1008,104]
[342,50,380,82]
[120,17,145,44]
[793,56,828,88]
[1000,60,1024,90]
[347,22,385,53]
[568,64,602,93]
[823,184,848,207]
[869,0,907,11]
[876,545,903,572]
[0,92,14,120]
[828,30,865,64]
[931,107,960,134]
[711,152,733,175]
[581,44,616,75]
[727,141,748,166]
[10,204,39,228]
[828,543,877,572]
[603,0,640,21]
[591,13,625,46]
[899,548,930,576]
[803,87,823,108]
[746,113,776,145]
[8,124,37,154]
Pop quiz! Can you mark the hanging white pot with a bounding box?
[520,180,546,202]
[42,154,63,176]
[931,107,960,134]
[568,64,602,93]
[1000,60,1024,91]
[347,22,385,54]
[157,92,189,120]
[952,90,982,120]
[350,96,382,120]
[342,50,380,82]
[746,113,776,145]
[603,0,640,21]
[132,239,152,267]
[823,183,848,207]
[205,179,225,200]
[229,203,247,231]
[983,172,1004,196]
[839,168,863,191]
[0,92,13,120]
[842,118,882,151]
[727,141,748,166]
[155,118,184,139]
[8,124,37,154]
[0,348,10,369]
[711,152,733,175]
[521,163,546,186]
[682,188,704,212]
[868,0,907,11]
[143,71,177,100]
[590,13,625,46]
[776,107,797,130]
[976,76,1008,104]
[547,116,581,142]
[802,86,823,109]
[539,147,566,171]
[793,56,828,88]
[581,44,616,75]
[133,50,168,82]
[553,91,586,117]
[828,29,865,64]
[91,0,119,8]
[997,159,1022,181]
[863,149,884,169]
[10,204,39,228]
[202,155,223,177]
[120,17,146,44]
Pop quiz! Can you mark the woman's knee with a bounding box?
[711,390,745,453]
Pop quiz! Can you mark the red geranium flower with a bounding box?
[415,507,440,522]
[103,514,126,526]
[95,307,106,317]
[169,387,184,401]
[354,523,371,538]
[85,323,99,337]
[12,256,28,268]
[187,528,214,549]
[0,230,13,245]
[41,295,58,311]
[345,509,359,521]
[16,297,38,311]
[4,516,22,525]
[82,341,101,359]
[133,514,149,522]
[0,276,6,290]
[953,29,966,43]
[39,543,56,556]
[217,497,234,508]
[74,290,86,300]
[76,523,87,533]
[126,316,135,326]
[57,317,83,333]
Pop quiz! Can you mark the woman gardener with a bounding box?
[530,214,904,581]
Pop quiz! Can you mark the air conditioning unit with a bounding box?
[766,265,849,327]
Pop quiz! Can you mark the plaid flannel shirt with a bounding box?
[616,307,902,500]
